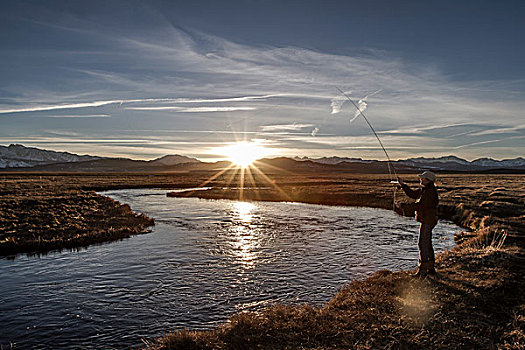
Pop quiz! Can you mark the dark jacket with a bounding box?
[400,182,439,225]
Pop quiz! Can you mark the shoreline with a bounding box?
[158,174,525,349]
[0,180,156,258]
[165,177,523,244]
[1,173,523,348]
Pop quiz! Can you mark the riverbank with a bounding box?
[150,243,525,349]
[1,172,517,257]
[0,174,158,256]
[0,172,523,348]
[166,173,524,245]
[159,173,524,349]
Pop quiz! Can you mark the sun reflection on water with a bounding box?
[229,201,259,268]
[232,201,257,222]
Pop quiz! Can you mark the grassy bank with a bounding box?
[0,174,160,256]
[1,172,523,348]
[150,245,524,349]
[157,173,524,349]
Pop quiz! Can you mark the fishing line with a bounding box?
[335,87,400,210]
[336,87,398,179]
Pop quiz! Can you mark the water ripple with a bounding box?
[0,189,462,349]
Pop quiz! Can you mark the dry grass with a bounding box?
[0,172,523,348]
[149,243,525,350]
[0,174,157,256]
[157,173,525,349]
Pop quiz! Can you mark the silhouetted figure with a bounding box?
[395,171,439,277]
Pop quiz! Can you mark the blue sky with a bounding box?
[1,0,524,161]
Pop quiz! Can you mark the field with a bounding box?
[1,171,524,348]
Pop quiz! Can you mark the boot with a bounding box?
[412,261,428,278]
[427,260,436,275]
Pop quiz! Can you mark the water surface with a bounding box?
[0,189,462,349]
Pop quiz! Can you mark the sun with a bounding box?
[218,141,271,167]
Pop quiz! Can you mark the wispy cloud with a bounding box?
[0,100,122,114]
[166,94,285,103]
[330,92,350,114]
[454,135,525,149]
[260,123,314,131]
[126,106,257,112]
[377,123,499,137]
[468,124,525,136]
[1,11,524,160]
[0,94,282,114]
[46,114,111,118]
[0,98,174,114]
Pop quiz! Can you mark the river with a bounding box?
[0,189,463,349]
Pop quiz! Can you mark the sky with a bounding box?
[1,0,524,161]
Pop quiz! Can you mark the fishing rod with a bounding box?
[336,87,399,183]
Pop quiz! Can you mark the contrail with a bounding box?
[0,94,284,114]
[0,98,174,114]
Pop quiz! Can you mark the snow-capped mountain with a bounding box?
[295,155,525,171]
[0,144,202,170]
[398,156,525,171]
[402,156,471,166]
[471,157,525,168]
[1,144,522,172]
[0,144,102,168]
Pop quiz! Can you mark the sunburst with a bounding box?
[186,140,292,202]
[175,139,294,269]
[216,140,271,168]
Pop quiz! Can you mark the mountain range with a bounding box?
[0,144,102,168]
[0,144,201,171]
[294,155,525,172]
[1,144,524,173]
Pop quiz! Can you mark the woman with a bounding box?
[396,171,439,277]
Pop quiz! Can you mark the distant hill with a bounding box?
[149,155,201,166]
[257,157,417,174]
[293,156,376,164]
[23,158,211,172]
[1,144,523,173]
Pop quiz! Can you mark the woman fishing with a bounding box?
[334,89,439,277]
[396,171,439,277]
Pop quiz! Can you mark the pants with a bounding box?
[418,223,435,263]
